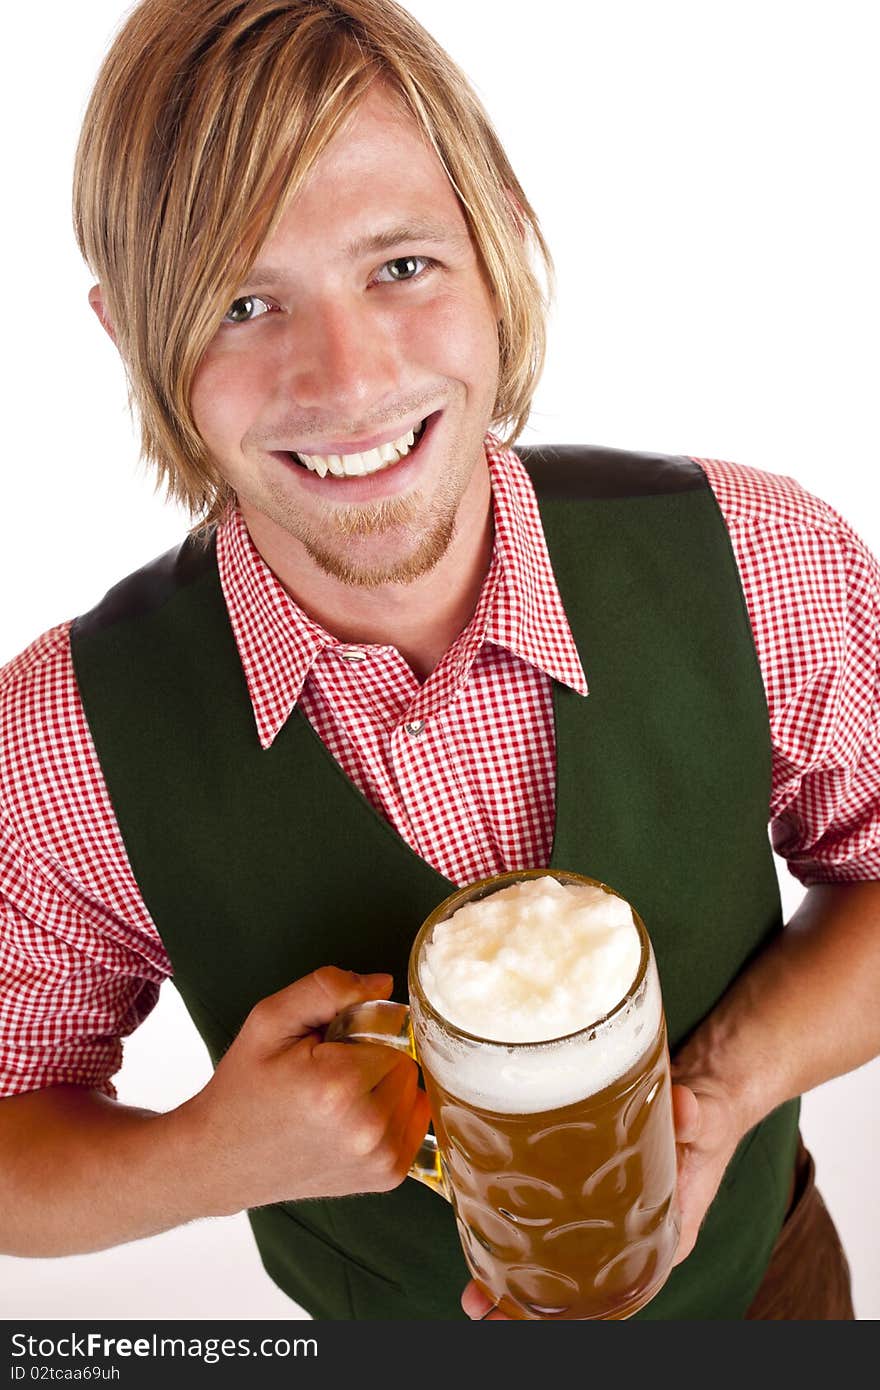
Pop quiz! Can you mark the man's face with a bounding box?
[190,85,501,588]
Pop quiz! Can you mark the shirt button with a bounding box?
[405,720,426,738]
[338,647,367,663]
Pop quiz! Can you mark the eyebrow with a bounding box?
[244,220,470,287]
[344,220,470,258]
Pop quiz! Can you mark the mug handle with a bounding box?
[325,999,450,1200]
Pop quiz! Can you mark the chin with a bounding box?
[305,513,457,588]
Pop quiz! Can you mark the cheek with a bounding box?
[398,285,499,382]
[190,351,266,454]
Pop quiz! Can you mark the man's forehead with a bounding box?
[308,80,435,169]
[237,83,475,281]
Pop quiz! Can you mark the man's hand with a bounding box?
[0,965,431,1257]
[668,1076,742,1264]
[460,1074,742,1319]
[181,965,431,1215]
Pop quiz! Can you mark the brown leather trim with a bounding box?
[72,531,217,638]
[518,443,708,500]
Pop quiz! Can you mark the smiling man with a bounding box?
[0,0,878,1323]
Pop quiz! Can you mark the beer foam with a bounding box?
[420,877,640,1042]
[415,876,662,1113]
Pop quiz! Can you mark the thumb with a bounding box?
[671,1082,701,1145]
[257,966,394,1041]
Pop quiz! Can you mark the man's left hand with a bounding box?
[667,1076,742,1264]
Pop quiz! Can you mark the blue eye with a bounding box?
[223,296,273,324]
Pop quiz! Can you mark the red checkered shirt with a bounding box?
[1,438,878,1097]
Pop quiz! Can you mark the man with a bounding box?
[0,0,877,1320]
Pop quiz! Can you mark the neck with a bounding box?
[242,463,494,683]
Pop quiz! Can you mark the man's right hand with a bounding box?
[182,966,432,1214]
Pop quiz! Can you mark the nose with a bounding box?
[278,296,401,415]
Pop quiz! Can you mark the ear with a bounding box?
[88,284,119,347]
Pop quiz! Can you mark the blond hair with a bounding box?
[73,0,553,526]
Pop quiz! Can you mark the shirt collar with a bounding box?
[483,435,588,695]
[216,435,588,749]
[217,511,336,749]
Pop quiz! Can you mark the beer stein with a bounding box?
[326,869,680,1320]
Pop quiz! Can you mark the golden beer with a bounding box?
[410,870,678,1320]
[423,1017,676,1319]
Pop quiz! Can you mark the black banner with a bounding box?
[0,1316,846,1384]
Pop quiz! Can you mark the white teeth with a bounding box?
[296,421,425,478]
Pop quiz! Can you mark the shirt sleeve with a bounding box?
[697,458,880,885]
[0,623,170,1100]
[0,884,161,1100]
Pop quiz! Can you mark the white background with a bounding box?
[1,0,877,1320]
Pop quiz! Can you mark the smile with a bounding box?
[290,419,427,479]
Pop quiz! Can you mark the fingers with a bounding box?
[400,1091,433,1173]
[308,1036,415,1105]
[384,1067,432,1168]
[248,966,394,1044]
[461,1281,508,1320]
[343,1057,429,1168]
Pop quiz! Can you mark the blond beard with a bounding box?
[261,472,464,588]
[304,490,459,587]
[250,428,481,586]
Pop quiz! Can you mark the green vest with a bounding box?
[70,445,799,1320]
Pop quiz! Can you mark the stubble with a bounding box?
[264,460,467,588]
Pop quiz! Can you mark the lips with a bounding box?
[290,418,427,478]
[272,409,442,501]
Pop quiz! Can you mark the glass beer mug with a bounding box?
[327,869,679,1320]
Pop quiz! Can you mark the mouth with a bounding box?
[282,414,435,480]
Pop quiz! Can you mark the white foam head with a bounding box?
[413,875,662,1113]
